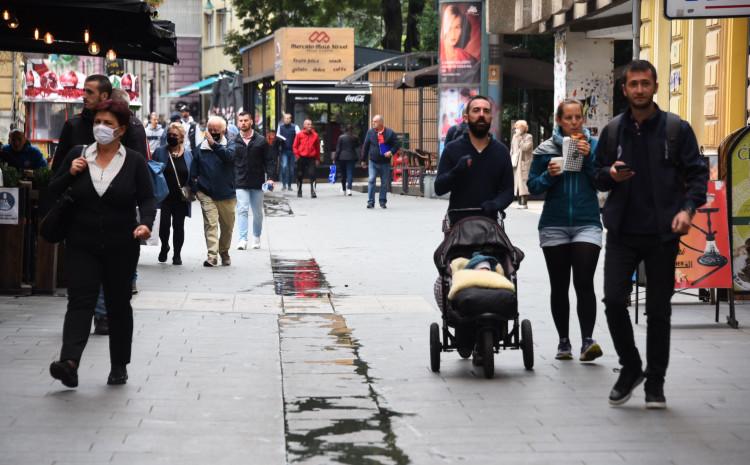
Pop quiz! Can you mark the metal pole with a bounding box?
[11,52,17,126]
[632,0,641,60]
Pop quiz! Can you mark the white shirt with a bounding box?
[84,144,127,197]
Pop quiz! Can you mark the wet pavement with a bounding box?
[1,184,750,465]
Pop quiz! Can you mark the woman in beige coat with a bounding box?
[511,120,534,208]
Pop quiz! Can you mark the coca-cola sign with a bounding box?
[345,94,366,103]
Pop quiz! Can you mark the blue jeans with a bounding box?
[94,285,106,319]
[368,161,391,206]
[280,150,295,188]
[236,188,264,240]
[338,160,356,190]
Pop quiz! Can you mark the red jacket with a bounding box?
[292,129,321,160]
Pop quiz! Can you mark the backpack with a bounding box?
[606,111,682,168]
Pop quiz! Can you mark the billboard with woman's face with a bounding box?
[439,2,481,85]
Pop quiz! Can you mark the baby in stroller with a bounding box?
[430,210,533,379]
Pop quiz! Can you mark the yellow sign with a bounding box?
[274,28,354,81]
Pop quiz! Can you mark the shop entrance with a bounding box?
[292,101,368,163]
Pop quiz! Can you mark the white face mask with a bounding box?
[93,124,117,145]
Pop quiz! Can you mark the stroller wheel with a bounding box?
[480,328,494,379]
[458,347,473,359]
[429,323,441,373]
[521,319,534,370]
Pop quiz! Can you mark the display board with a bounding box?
[274,28,354,82]
[665,0,750,19]
[676,181,732,289]
[0,188,19,225]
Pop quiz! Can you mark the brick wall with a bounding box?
[169,36,202,103]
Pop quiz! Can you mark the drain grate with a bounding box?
[264,195,294,217]
[271,256,330,297]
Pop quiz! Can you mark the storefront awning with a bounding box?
[164,76,221,98]
[287,87,371,95]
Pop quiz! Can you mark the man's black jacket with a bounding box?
[232,132,276,190]
[594,107,708,241]
[51,108,149,174]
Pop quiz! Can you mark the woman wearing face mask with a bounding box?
[48,99,155,388]
[527,99,603,363]
[152,122,194,265]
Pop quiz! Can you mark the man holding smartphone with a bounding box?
[594,60,708,409]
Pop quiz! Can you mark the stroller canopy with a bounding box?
[434,216,524,276]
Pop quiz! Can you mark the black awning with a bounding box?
[287,86,371,104]
[0,0,177,65]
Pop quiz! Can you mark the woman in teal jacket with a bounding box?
[527,99,603,363]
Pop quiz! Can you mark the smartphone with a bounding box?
[614,164,632,172]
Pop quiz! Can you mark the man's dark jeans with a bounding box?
[603,233,679,386]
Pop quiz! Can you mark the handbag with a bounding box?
[40,189,74,243]
[147,159,169,204]
[167,152,192,202]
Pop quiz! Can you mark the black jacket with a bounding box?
[51,109,149,174]
[49,145,156,250]
[232,132,276,190]
[361,127,400,164]
[594,107,708,241]
[335,133,359,161]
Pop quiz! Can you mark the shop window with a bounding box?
[28,103,70,141]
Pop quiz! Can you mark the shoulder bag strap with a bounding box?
[167,151,183,190]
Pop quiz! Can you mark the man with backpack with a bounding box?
[594,60,708,409]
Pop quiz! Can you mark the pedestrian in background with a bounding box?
[594,60,708,409]
[333,125,359,196]
[362,115,400,209]
[110,89,149,160]
[179,105,199,155]
[293,119,321,198]
[145,112,164,155]
[510,120,534,209]
[192,116,235,267]
[48,99,155,388]
[0,129,47,170]
[233,111,275,251]
[276,113,300,191]
[527,99,603,363]
[153,123,194,265]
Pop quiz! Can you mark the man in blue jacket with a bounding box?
[361,115,400,209]
[0,129,47,170]
[192,116,236,267]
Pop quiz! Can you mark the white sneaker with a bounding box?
[341,188,346,195]
[346,189,352,196]
[252,237,261,249]
[237,240,247,250]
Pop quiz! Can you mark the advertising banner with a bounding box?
[274,28,354,81]
[0,188,19,225]
[438,86,478,154]
[675,181,732,289]
[439,2,481,85]
[729,128,750,291]
[666,0,750,19]
[24,56,140,105]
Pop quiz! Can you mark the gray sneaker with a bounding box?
[555,338,573,360]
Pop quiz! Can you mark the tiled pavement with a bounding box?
[1,185,749,465]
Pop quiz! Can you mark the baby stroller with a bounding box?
[430,208,533,379]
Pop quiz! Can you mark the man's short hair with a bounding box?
[237,111,251,119]
[465,95,491,113]
[622,59,658,83]
[179,104,189,113]
[207,115,227,131]
[85,74,112,98]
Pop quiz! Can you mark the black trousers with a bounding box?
[296,157,317,187]
[61,242,140,365]
[603,233,679,383]
[159,198,189,256]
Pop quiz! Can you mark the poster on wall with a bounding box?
[438,87,478,153]
[0,188,19,225]
[675,181,732,289]
[439,2,481,85]
[24,55,140,105]
[729,129,750,291]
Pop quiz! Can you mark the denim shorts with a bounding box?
[539,225,603,248]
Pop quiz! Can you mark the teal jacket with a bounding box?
[526,127,602,229]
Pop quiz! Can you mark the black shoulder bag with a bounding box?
[40,145,86,243]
